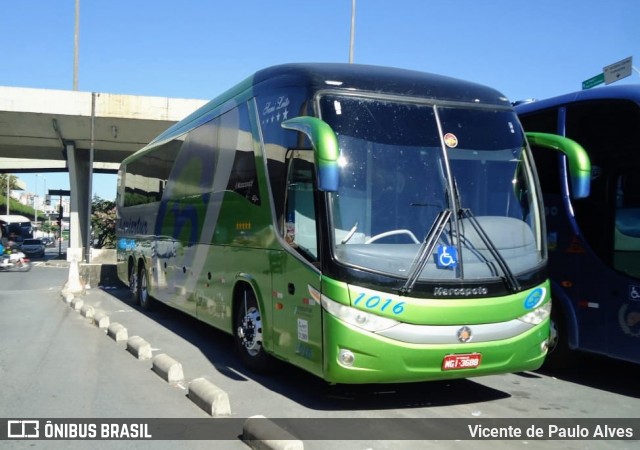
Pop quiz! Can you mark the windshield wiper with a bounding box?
[398,209,451,296]
[448,176,520,292]
[341,221,359,244]
[459,208,521,293]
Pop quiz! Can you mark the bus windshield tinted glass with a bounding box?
[320,95,542,283]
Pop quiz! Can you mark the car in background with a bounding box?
[20,239,46,258]
[41,237,56,247]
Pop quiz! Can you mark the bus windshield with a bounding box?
[321,94,542,284]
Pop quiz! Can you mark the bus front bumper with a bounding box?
[322,314,550,384]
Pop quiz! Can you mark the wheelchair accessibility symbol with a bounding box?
[630,285,640,302]
[437,245,458,269]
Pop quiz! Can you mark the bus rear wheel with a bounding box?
[136,264,153,310]
[234,288,273,374]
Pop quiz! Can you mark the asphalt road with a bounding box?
[1,260,639,449]
[0,261,246,450]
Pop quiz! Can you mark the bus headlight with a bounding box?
[320,294,399,332]
[518,302,551,325]
[339,349,356,366]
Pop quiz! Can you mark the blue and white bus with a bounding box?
[516,84,640,367]
[0,214,33,246]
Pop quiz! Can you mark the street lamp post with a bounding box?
[5,175,9,216]
[35,174,47,237]
[349,0,356,63]
[34,178,38,230]
[34,174,42,235]
[74,0,80,90]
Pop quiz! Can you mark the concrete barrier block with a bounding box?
[242,415,303,450]
[93,312,110,329]
[80,304,95,319]
[107,322,128,342]
[70,298,83,311]
[127,336,152,360]
[152,353,184,383]
[187,377,231,417]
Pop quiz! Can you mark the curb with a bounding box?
[70,297,84,311]
[107,322,128,342]
[188,377,231,417]
[80,304,95,319]
[126,336,152,360]
[242,415,304,450]
[57,286,260,435]
[152,353,184,383]
[93,311,110,329]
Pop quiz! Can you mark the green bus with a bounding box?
[116,63,589,384]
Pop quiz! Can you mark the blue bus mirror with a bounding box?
[526,132,591,199]
[281,116,340,192]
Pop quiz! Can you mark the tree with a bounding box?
[0,174,37,218]
[0,174,18,191]
[91,195,116,249]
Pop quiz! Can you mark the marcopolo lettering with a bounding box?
[434,286,488,297]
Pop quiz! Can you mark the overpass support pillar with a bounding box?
[66,141,91,263]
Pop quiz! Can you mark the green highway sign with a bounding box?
[582,73,605,90]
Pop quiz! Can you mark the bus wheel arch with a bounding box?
[546,283,581,370]
[232,280,274,374]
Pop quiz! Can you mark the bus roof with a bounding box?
[515,84,640,115]
[250,63,510,105]
[0,214,31,223]
[131,63,512,160]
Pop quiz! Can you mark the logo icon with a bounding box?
[443,133,458,148]
[457,326,473,343]
[524,287,546,309]
[7,420,40,438]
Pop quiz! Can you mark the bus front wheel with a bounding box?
[234,288,273,374]
[544,305,579,370]
[128,266,138,301]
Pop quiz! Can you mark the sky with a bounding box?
[1,0,638,201]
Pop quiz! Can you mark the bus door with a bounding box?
[529,144,600,347]
[271,150,323,376]
[560,155,613,355]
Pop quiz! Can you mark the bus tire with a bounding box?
[544,305,579,370]
[234,288,273,374]
[136,263,153,310]
[128,264,138,301]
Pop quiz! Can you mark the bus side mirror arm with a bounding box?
[282,116,340,192]
[526,132,591,199]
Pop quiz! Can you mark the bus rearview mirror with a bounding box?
[526,132,591,199]
[281,116,340,192]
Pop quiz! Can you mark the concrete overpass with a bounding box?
[0,86,207,262]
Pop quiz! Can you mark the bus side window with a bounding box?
[614,172,640,278]
[285,151,318,261]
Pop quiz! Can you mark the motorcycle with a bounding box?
[0,250,31,272]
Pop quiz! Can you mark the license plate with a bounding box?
[442,353,482,370]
